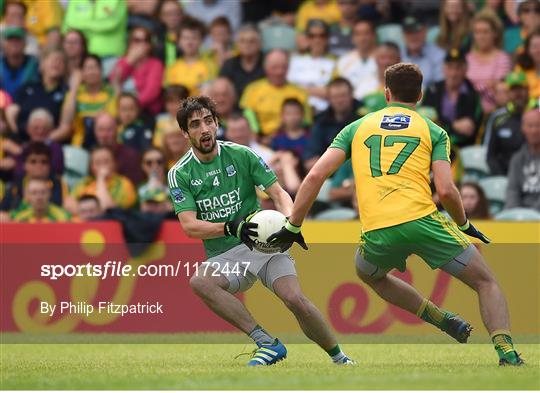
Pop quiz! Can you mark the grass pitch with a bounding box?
[1,338,539,390]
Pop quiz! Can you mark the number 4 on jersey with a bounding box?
[364,135,420,177]
[213,176,220,187]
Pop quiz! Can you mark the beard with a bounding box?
[192,134,216,154]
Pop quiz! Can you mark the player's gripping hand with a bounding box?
[224,212,258,250]
[458,219,491,244]
[267,219,308,253]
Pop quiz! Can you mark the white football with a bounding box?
[248,210,287,254]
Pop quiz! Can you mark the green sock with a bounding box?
[491,330,516,360]
[416,299,448,329]
[327,344,341,357]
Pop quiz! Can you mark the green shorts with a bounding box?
[359,211,471,272]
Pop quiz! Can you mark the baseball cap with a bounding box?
[1,26,26,39]
[505,71,528,87]
[403,16,425,33]
[444,48,466,63]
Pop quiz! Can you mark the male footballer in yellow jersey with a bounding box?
[269,63,523,366]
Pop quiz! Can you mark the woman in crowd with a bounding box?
[436,0,472,51]
[515,28,540,99]
[466,9,512,113]
[287,19,336,113]
[460,182,491,219]
[156,0,184,66]
[62,29,88,80]
[110,25,164,116]
[53,54,116,148]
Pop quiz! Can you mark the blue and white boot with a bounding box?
[247,338,287,366]
[334,355,357,365]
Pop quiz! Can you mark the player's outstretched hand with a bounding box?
[224,212,258,250]
[458,219,491,244]
[267,220,308,253]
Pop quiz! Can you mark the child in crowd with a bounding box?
[153,85,189,148]
[271,98,310,158]
[117,93,153,152]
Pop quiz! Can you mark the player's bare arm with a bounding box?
[289,148,346,226]
[432,160,490,243]
[264,182,294,217]
[177,210,226,239]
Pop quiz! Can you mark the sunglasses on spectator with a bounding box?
[27,158,50,165]
[521,6,540,13]
[144,159,164,166]
[131,36,150,43]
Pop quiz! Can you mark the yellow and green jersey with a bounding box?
[68,84,117,147]
[164,55,217,96]
[330,103,450,232]
[71,174,137,209]
[11,203,71,223]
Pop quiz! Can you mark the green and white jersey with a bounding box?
[168,141,278,258]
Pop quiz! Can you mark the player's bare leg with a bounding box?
[189,272,257,333]
[272,275,354,364]
[453,249,522,365]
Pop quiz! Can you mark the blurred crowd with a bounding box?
[1,0,539,227]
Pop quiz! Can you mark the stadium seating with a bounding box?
[314,207,357,220]
[460,146,490,182]
[62,145,89,190]
[479,176,508,215]
[376,24,404,51]
[494,208,540,221]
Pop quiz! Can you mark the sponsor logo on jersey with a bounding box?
[226,165,236,177]
[380,114,411,130]
[171,188,185,203]
[259,158,272,172]
[206,169,221,177]
[191,179,203,186]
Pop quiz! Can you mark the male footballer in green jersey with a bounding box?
[168,96,354,366]
[269,63,523,366]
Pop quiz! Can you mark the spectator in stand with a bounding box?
[466,9,512,114]
[5,48,67,140]
[303,77,360,171]
[460,182,491,219]
[62,29,88,80]
[205,16,235,68]
[117,93,153,152]
[156,0,184,66]
[328,0,358,57]
[360,41,401,114]
[296,0,342,34]
[93,112,144,185]
[69,146,137,211]
[240,49,311,137]
[206,77,259,137]
[515,28,540,100]
[401,16,445,89]
[0,27,39,97]
[505,109,540,211]
[1,1,39,55]
[287,19,336,113]
[162,126,190,170]
[53,54,117,147]
[1,142,67,214]
[139,187,171,215]
[219,24,265,98]
[126,0,160,33]
[422,49,483,147]
[271,98,310,159]
[14,109,64,178]
[63,0,128,58]
[183,0,242,32]
[503,0,540,54]
[486,72,533,175]
[153,85,189,149]
[110,25,164,116]
[23,0,64,48]
[10,178,70,223]
[138,148,172,213]
[165,17,218,95]
[336,18,378,100]
[494,79,510,109]
[0,109,19,182]
[436,0,472,51]
[76,194,104,221]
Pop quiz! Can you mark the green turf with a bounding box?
[1,342,538,390]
